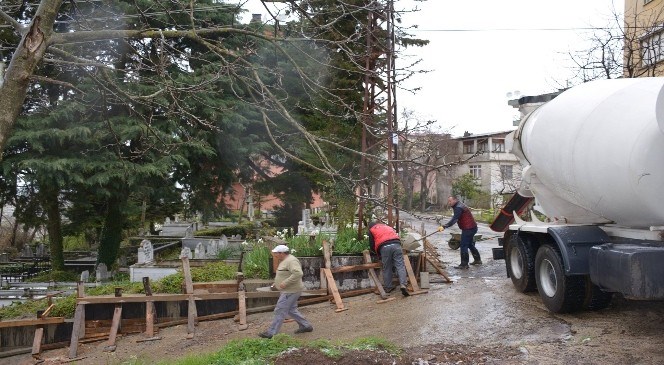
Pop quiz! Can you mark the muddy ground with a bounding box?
[9,213,664,364]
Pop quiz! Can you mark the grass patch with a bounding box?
[159,336,400,365]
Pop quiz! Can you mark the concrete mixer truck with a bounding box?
[490,77,664,313]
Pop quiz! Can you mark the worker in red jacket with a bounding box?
[439,195,481,269]
[368,222,410,296]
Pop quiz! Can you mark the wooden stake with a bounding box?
[402,251,423,294]
[104,304,123,352]
[321,268,347,312]
[182,256,198,336]
[322,240,332,270]
[237,274,248,331]
[68,304,85,359]
[31,326,44,358]
[425,255,452,283]
[143,277,156,337]
[363,250,387,299]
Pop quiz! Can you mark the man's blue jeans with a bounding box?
[460,226,479,265]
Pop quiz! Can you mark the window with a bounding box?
[493,139,506,152]
[463,141,474,154]
[500,165,513,180]
[469,165,481,179]
[641,30,664,66]
[477,139,488,152]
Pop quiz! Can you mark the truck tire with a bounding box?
[506,235,536,292]
[583,278,613,310]
[535,245,586,313]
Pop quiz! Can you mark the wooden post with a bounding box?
[104,305,122,352]
[68,303,85,358]
[403,251,428,295]
[181,256,197,338]
[363,250,388,300]
[143,277,156,337]
[236,272,248,330]
[321,268,347,312]
[31,327,44,358]
[322,240,332,270]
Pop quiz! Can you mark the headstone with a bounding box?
[184,225,193,238]
[302,209,311,229]
[194,242,205,259]
[80,270,90,282]
[0,253,9,263]
[247,195,255,222]
[137,247,145,264]
[220,235,228,247]
[36,243,46,256]
[165,217,171,224]
[95,263,109,282]
[208,240,219,256]
[180,247,192,259]
[141,239,154,264]
[22,244,33,257]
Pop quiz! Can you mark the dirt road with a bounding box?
[10,213,664,364]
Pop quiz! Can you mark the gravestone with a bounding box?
[180,247,192,260]
[36,243,46,256]
[21,244,33,257]
[80,270,90,282]
[194,242,205,259]
[220,235,228,248]
[95,263,109,282]
[184,225,193,238]
[0,253,9,263]
[141,239,154,264]
[208,240,219,256]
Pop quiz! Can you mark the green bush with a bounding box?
[243,246,271,279]
[28,270,79,283]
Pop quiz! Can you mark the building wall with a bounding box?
[438,131,522,208]
[625,0,664,76]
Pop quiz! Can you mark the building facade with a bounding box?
[625,0,664,76]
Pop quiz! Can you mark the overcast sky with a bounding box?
[231,0,624,136]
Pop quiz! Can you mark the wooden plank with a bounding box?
[181,256,194,295]
[402,251,421,293]
[186,294,196,336]
[237,289,248,331]
[143,277,155,337]
[329,263,382,273]
[68,304,85,359]
[31,327,44,357]
[322,240,332,269]
[425,256,452,283]
[77,292,238,304]
[40,304,55,318]
[322,268,347,312]
[363,250,387,299]
[376,297,396,304]
[0,317,65,328]
[107,305,122,348]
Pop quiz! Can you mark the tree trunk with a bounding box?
[41,185,65,271]
[0,0,64,157]
[419,177,428,212]
[97,194,126,268]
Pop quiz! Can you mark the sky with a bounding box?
[231,0,624,136]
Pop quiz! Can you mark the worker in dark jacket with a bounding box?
[439,195,481,269]
[368,222,410,296]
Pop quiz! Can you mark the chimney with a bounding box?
[251,14,262,23]
[463,131,471,137]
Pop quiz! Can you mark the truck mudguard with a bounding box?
[546,226,611,275]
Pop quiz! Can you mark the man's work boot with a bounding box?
[400,284,410,297]
[470,260,483,265]
[454,264,469,269]
[471,252,482,265]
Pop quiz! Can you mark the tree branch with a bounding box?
[0,9,22,34]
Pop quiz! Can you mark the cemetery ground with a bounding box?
[7,214,664,365]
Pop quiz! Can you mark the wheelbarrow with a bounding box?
[447,233,483,250]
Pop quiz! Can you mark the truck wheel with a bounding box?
[583,277,613,310]
[506,235,536,292]
[535,245,585,313]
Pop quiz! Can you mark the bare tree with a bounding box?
[563,4,664,85]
